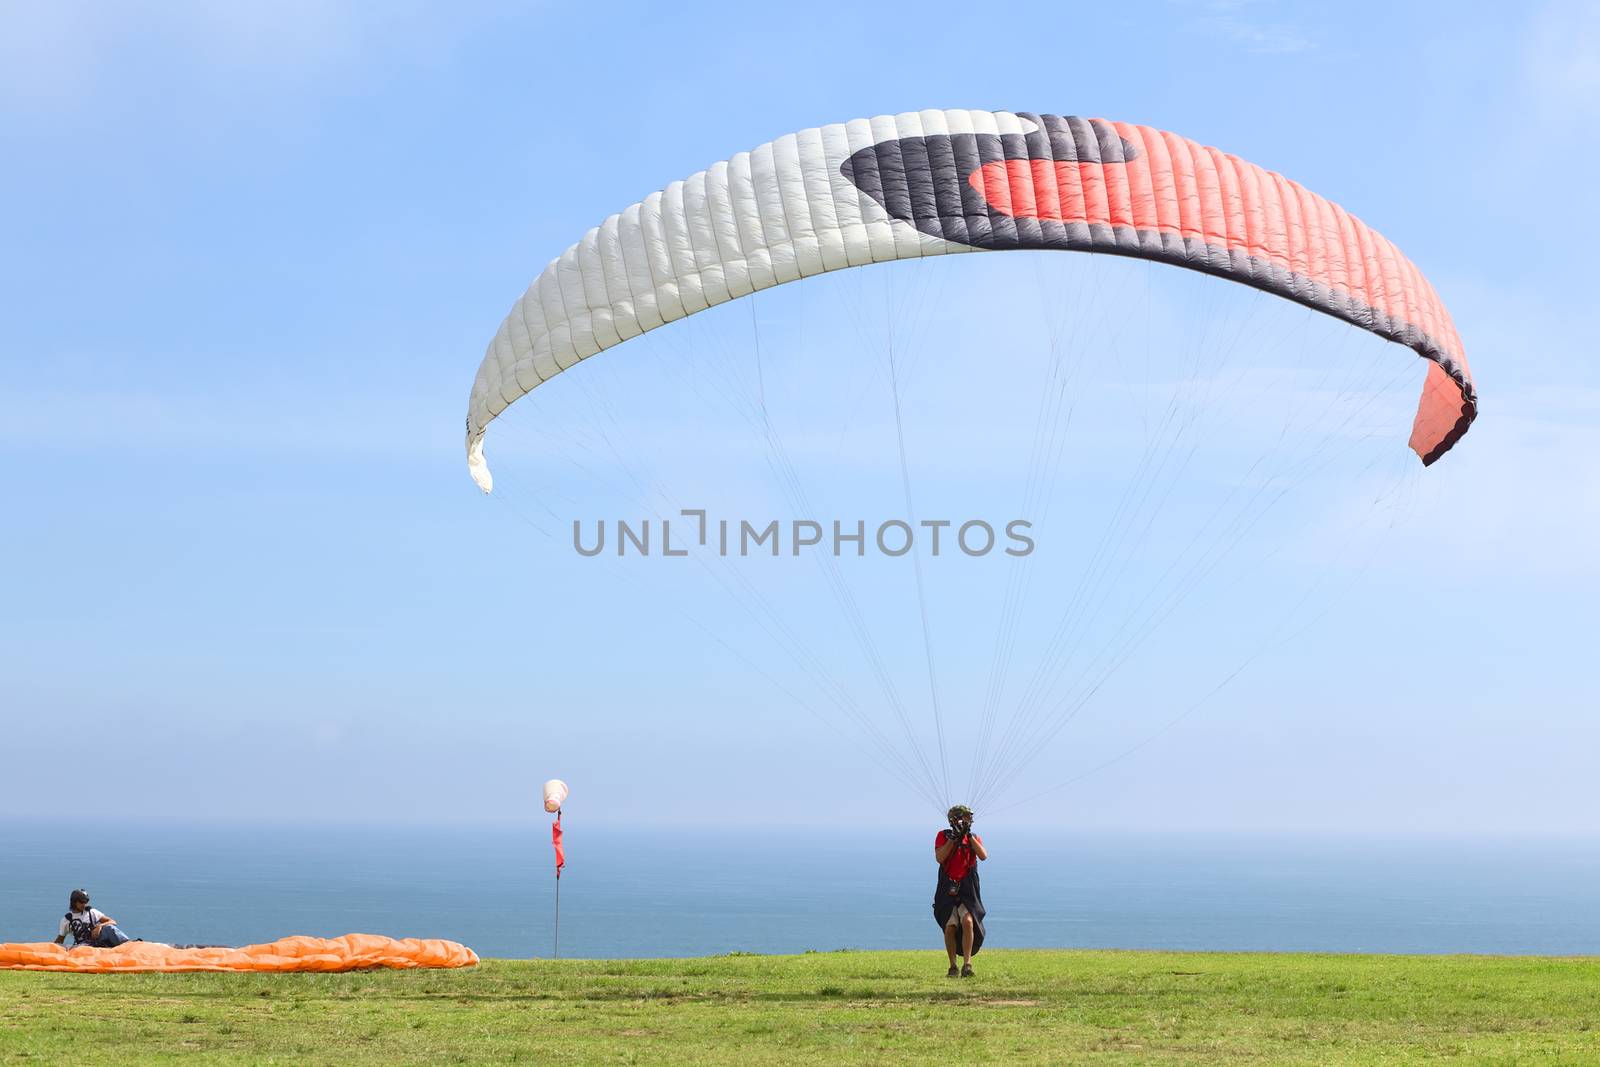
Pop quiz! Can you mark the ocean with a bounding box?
[3,823,1597,959]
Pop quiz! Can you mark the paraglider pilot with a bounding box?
[934,805,987,977]
[54,889,135,948]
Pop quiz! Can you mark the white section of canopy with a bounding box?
[464,109,1041,492]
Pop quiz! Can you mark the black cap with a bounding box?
[69,889,89,907]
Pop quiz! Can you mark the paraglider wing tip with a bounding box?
[466,432,494,494]
[1406,360,1477,467]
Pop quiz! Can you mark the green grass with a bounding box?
[2,950,1597,1065]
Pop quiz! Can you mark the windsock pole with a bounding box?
[542,779,569,960]
[553,807,563,959]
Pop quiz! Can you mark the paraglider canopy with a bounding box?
[464,110,1481,818]
[464,109,1476,493]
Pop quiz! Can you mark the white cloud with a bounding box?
[1524,0,1600,125]
[0,1,513,115]
[0,380,457,460]
[1283,384,1600,581]
[1402,401,1600,578]
[1177,0,1316,55]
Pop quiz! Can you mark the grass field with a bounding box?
[3,949,1597,1064]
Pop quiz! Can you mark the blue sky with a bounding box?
[2,0,1596,833]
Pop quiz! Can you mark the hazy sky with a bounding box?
[2,0,1596,833]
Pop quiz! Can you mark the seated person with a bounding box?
[54,889,135,948]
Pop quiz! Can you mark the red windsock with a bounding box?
[551,813,565,877]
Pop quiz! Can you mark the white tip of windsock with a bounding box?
[543,779,569,813]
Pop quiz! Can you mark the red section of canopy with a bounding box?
[968,126,1475,464]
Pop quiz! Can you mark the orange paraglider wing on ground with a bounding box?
[0,934,478,973]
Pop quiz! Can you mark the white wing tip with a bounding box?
[466,432,493,494]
